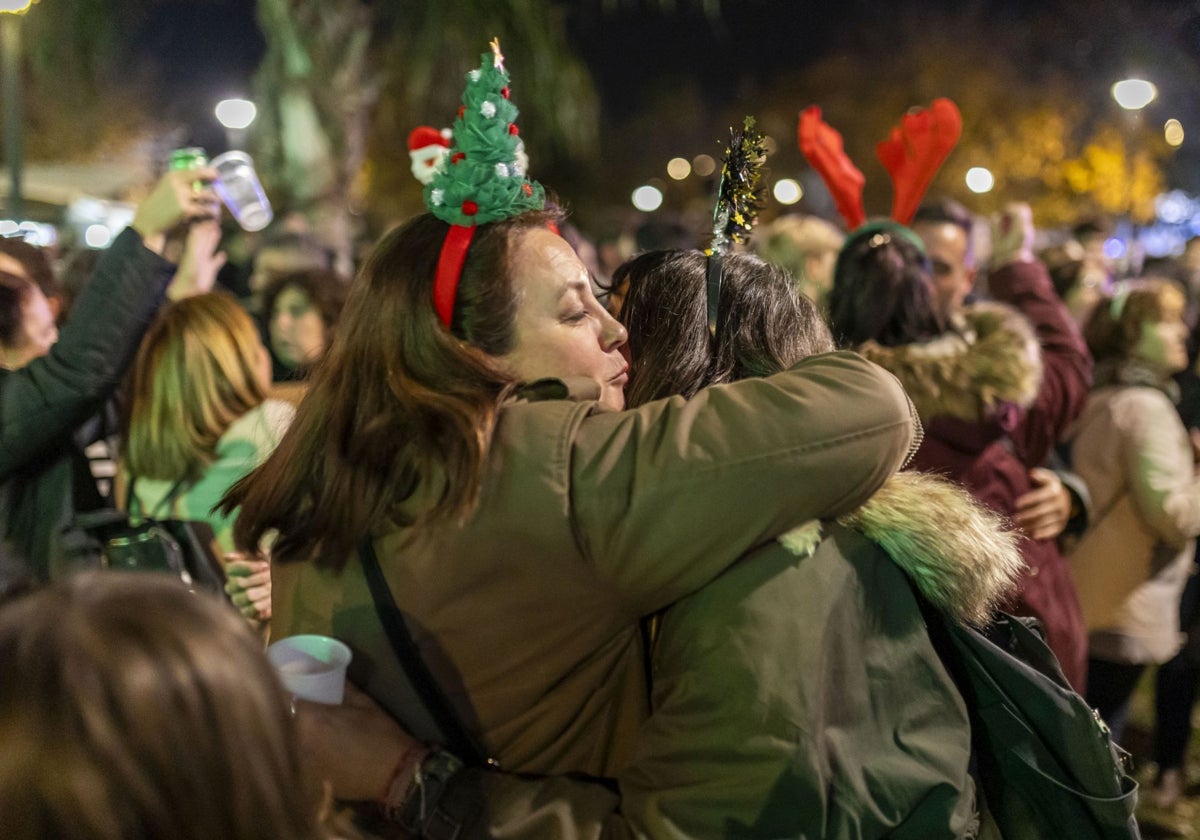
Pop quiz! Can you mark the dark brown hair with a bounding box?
[0,573,324,840]
[261,268,350,333]
[828,225,943,348]
[0,272,34,350]
[1082,279,1185,364]
[617,250,834,406]
[0,238,58,299]
[224,209,561,568]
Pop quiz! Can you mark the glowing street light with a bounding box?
[772,178,803,205]
[1111,79,1157,111]
[631,185,663,212]
[215,98,258,131]
[1164,119,1184,147]
[965,167,995,194]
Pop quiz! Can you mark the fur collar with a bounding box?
[858,302,1042,424]
[779,471,1022,626]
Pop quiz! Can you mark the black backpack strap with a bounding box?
[358,537,487,766]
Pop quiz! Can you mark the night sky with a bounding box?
[130,0,1087,134]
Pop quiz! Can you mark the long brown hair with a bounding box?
[0,573,324,840]
[223,209,560,568]
[123,293,268,481]
[617,250,834,406]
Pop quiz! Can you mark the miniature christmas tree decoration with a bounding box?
[425,40,546,327]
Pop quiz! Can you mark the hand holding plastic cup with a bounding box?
[267,634,352,704]
[211,151,274,232]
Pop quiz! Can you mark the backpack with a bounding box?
[76,476,227,596]
[917,596,1141,840]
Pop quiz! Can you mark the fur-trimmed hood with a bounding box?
[858,302,1042,424]
[779,471,1022,626]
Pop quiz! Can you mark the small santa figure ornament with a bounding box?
[408,126,453,185]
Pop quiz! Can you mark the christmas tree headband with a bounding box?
[798,98,962,232]
[705,117,767,337]
[424,39,546,329]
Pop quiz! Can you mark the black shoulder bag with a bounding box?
[77,477,226,595]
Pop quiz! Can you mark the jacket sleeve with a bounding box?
[1119,389,1200,547]
[0,228,175,480]
[987,259,1092,466]
[568,350,918,615]
[456,771,638,840]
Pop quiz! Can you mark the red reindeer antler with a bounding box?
[798,106,866,230]
[876,98,962,225]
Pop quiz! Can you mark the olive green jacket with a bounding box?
[459,473,1022,840]
[271,350,917,779]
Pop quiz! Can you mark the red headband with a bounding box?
[433,224,477,328]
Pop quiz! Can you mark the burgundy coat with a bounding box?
[862,260,1093,690]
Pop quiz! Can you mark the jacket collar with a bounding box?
[858,301,1043,425]
[780,471,1022,627]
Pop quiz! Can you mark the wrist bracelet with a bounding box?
[378,743,431,821]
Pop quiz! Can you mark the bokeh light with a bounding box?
[84,224,113,248]
[772,178,803,205]
[631,185,664,212]
[1164,119,1184,147]
[1103,237,1127,260]
[667,157,691,180]
[215,98,257,130]
[692,154,717,177]
[1111,79,1157,111]
[965,167,995,194]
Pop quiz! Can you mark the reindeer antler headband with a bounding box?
[798,98,962,232]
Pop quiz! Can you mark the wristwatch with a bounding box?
[398,748,480,840]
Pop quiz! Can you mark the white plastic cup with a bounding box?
[211,151,274,232]
[266,634,352,704]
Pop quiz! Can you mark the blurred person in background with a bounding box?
[754,213,845,308]
[0,572,329,840]
[828,205,1093,691]
[1147,315,1200,809]
[1042,240,1113,328]
[0,237,62,325]
[261,268,348,384]
[0,165,219,596]
[912,198,978,324]
[1068,280,1199,749]
[122,293,295,623]
[245,230,329,317]
[0,274,57,371]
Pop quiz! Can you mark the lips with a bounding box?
[609,365,629,385]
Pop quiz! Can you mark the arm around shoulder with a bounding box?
[569,349,918,613]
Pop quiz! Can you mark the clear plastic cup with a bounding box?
[211,151,273,232]
[266,634,352,704]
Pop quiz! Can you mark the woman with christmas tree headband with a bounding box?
[282,247,1021,839]
[222,41,919,813]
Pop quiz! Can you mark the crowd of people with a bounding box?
[2,45,1200,840]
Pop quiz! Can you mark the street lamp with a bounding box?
[0,0,35,221]
[215,97,257,150]
[1111,78,1157,111]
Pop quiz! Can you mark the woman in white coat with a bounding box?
[1069,279,1198,742]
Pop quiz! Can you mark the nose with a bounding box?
[600,309,627,353]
